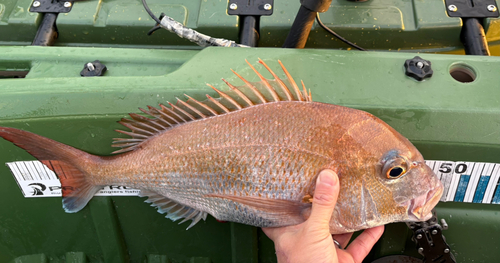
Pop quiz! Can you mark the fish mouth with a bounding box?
[407,185,444,221]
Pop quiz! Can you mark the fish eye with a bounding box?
[381,154,409,180]
[387,166,406,179]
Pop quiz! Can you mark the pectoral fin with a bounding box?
[206,194,310,220]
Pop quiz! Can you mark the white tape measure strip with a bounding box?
[425,160,500,204]
[6,160,500,202]
[6,161,140,198]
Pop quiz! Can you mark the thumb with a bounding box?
[307,169,339,229]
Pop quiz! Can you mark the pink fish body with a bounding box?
[0,59,443,234]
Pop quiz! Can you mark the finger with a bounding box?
[307,170,339,229]
[332,232,353,248]
[262,223,302,241]
[345,225,384,263]
[261,227,279,240]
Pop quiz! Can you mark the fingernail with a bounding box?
[317,170,337,187]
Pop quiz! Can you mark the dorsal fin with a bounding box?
[140,190,207,229]
[112,59,312,153]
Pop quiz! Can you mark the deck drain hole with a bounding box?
[450,64,476,83]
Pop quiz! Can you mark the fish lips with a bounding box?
[406,182,444,221]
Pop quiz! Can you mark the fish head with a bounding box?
[329,113,443,233]
[376,149,443,222]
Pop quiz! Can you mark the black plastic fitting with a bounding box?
[404,56,433,81]
[80,60,107,77]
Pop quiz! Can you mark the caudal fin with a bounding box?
[0,127,102,213]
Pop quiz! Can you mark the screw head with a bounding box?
[33,1,41,7]
[264,3,272,10]
[229,3,237,10]
[448,5,457,12]
[416,61,424,68]
[87,63,95,71]
[418,247,424,253]
[431,229,438,235]
[416,234,422,239]
[64,2,72,8]
[487,5,497,12]
[81,60,107,77]
[444,248,450,253]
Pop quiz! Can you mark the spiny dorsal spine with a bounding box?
[112,59,312,154]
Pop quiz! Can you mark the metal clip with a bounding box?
[406,209,456,263]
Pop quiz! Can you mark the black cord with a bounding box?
[316,13,366,51]
[147,25,162,35]
[142,0,162,24]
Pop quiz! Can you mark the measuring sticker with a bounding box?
[7,161,140,197]
[6,160,500,203]
[425,160,500,204]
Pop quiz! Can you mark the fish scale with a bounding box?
[0,59,443,234]
[92,103,337,227]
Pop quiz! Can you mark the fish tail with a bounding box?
[0,127,101,213]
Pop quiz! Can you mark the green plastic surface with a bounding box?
[1,0,500,54]
[0,46,500,262]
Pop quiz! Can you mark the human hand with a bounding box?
[262,169,385,263]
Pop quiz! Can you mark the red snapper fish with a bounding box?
[0,59,443,234]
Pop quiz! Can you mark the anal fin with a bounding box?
[139,190,207,229]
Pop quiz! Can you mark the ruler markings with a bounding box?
[17,162,32,181]
[484,164,500,203]
[445,162,458,201]
[472,176,489,203]
[454,175,470,202]
[434,161,443,181]
[473,163,493,203]
[33,161,49,180]
[464,163,484,203]
[44,163,57,180]
[13,162,26,181]
[453,162,475,202]
[7,162,22,182]
[451,162,461,202]
[491,166,500,204]
[30,161,43,180]
[6,163,28,197]
[25,161,40,181]
[33,161,47,180]
[492,184,500,204]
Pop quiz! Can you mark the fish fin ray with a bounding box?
[0,127,101,213]
[245,59,280,102]
[140,190,207,229]
[222,59,310,103]
[221,78,254,106]
[184,94,219,116]
[230,68,267,103]
[278,60,303,101]
[206,194,309,220]
[113,60,310,152]
[177,96,207,118]
[44,160,103,213]
[258,58,293,101]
